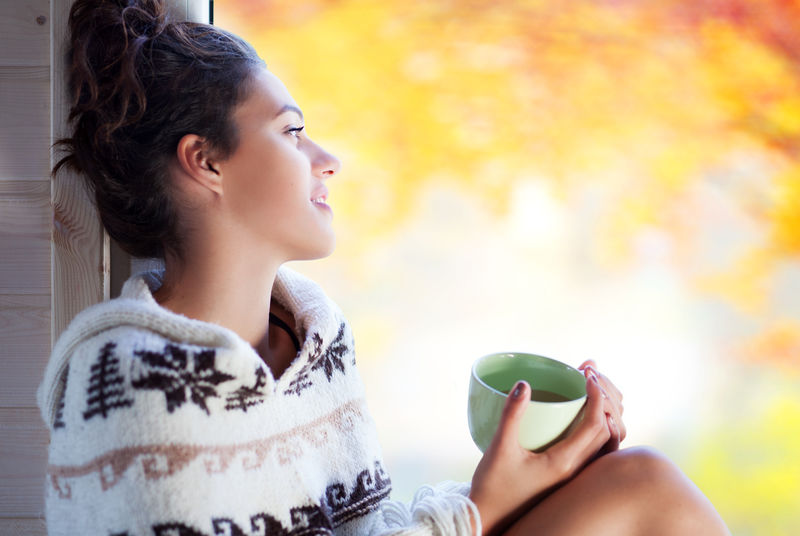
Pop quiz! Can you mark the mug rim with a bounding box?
[471,351,587,404]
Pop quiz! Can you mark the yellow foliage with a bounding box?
[769,170,800,255]
[695,249,772,314]
[766,97,800,140]
[687,395,800,535]
[218,0,730,222]
[218,0,800,326]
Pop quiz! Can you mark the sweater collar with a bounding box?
[38,266,340,427]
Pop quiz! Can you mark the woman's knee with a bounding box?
[597,446,679,485]
[580,445,697,506]
[591,447,729,533]
[506,447,729,536]
[625,445,676,470]
[502,448,679,535]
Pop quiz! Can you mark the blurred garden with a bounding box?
[218,1,800,533]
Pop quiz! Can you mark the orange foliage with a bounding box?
[217,0,800,357]
[739,318,800,372]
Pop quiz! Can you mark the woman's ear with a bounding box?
[175,134,223,195]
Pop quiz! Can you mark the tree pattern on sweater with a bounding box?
[53,364,69,429]
[132,344,235,415]
[83,343,134,420]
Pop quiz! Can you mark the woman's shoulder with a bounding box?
[38,272,242,428]
[39,308,261,435]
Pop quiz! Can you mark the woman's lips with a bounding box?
[311,185,330,211]
[311,194,331,212]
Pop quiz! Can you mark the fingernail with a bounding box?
[587,370,598,383]
[512,381,524,399]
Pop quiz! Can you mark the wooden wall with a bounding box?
[0,1,208,533]
[1,1,56,532]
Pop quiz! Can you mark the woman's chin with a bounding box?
[294,236,337,262]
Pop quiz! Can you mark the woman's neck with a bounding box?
[153,249,279,354]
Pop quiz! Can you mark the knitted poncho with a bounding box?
[37,267,479,535]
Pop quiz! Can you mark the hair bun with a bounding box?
[69,0,169,47]
[65,0,173,144]
[55,0,264,260]
[118,0,169,40]
[69,0,169,35]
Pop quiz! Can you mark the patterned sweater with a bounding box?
[37,267,479,536]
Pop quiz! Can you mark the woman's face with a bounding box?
[217,67,341,262]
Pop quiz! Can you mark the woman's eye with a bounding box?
[286,126,305,140]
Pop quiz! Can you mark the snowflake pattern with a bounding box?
[132,344,235,415]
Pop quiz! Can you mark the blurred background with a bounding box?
[217,1,800,533]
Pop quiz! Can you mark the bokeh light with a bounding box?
[217,1,800,533]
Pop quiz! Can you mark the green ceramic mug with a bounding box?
[468,352,587,452]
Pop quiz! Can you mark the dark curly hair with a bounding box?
[53,0,265,259]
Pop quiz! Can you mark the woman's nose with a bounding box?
[311,142,342,178]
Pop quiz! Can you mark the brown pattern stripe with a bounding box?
[47,398,368,499]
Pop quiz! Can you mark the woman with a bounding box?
[38,0,731,534]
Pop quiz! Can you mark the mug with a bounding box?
[468,352,587,452]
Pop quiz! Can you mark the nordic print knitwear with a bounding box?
[38,267,479,536]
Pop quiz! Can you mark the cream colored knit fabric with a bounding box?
[37,267,479,536]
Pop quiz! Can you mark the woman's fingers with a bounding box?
[583,365,625,437]
[584,364,623,404]
[491,381,531,452]
[600,394,622,453]
[602,413,621,454]
[543,376,609,477]
[595,375,626,449]
[611,400,628,443]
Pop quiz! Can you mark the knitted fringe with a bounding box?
[379,481,481,536]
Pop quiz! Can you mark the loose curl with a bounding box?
[53,0,264,259]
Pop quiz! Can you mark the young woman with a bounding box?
[38,1,731,534]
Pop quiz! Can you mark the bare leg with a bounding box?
[503,446,730,536]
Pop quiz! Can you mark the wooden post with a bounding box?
[51,0,110,342]
[109,0,212,297]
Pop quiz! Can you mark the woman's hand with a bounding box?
[469,371,620,535]
[578,360,626,454]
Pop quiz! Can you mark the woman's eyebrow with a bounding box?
[274,104,304,120]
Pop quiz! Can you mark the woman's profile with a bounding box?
[38,0,731,534]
